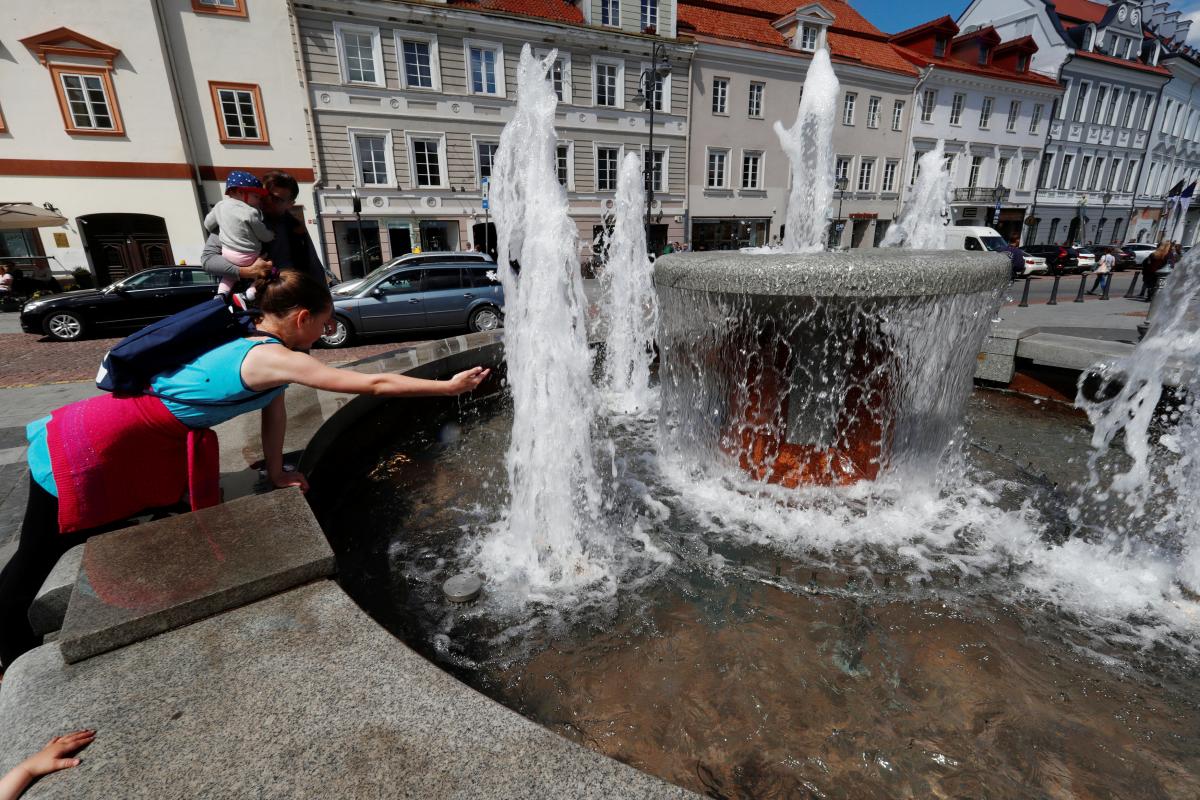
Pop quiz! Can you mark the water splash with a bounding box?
[600,152,658,414]
[774,47,839,253]
[883,140,951,249]
[476,45,609,600]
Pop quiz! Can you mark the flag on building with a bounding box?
[1166,179,1186,211]
[1180,182,1196,219]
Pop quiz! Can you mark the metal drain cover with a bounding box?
[443,573,483,603]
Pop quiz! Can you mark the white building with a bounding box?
[1,0,318,285]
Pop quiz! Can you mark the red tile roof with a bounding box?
[1073,47,1171,76]
[677,0,918,76]
[447,0,585,24]
[891,44,1061,88]
[1051,0,1108,25]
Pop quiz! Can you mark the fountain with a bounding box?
[881,140,953,249]
[306,41,1200,800]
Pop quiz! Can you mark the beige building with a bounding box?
[678,1,919,250]
[294,0,693,279]
[1,0,318,285]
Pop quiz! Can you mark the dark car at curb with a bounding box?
[19,267,218,342]
[321,259,504,348]
[1021,245,1082,275]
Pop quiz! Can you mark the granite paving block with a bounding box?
[58,487,334,664]
[0,581,693,799]
[29,544,84,636]
[975,351,1015,384]
[980,333,1021,357]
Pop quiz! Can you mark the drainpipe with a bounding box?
[151,0,208,229]
[287,0,333,273]
[898,65,934,224]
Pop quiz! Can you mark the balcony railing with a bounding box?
[953,187,1009,203]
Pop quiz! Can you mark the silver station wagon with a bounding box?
[321,255,504,348]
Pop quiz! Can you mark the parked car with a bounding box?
[1013,249,1049,277]
[1022,245,1081,275]
[321,260,503,348]
[20,267,218,341]
[1121,242,1157,265]
[332,251,493,298]
[1093,245,1137,271]
[943,225,1010,253]
[1075,248,1098,271]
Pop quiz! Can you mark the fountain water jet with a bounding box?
[882,140,952,249]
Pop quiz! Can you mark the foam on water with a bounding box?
[882,140,952,249]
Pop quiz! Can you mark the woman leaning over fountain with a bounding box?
[0,268,489,671]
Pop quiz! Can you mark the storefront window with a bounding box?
[690,219,769,251]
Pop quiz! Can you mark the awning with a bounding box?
[0,203,68,230]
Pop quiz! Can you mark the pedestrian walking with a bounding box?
[1142,240,1172,301]
[1088,249,1114,294]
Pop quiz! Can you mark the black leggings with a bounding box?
[0,478,91,670]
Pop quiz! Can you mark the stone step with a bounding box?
[29,543,84,637]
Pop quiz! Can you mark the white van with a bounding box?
[943,225,1010,253]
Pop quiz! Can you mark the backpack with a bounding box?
[96,296,268,405]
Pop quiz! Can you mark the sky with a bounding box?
[854,0,1200,46]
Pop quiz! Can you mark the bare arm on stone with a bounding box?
[0,730,95,800]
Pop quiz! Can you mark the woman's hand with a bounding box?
[269,469,310,493]
[444,367,490,396]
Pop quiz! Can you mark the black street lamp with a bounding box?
[1098,190,1113,244]
[832,175,849,249]
[634,42,672,253]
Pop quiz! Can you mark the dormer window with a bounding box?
[1017,53,1029,72]
[800,24,818,51]
[773,5,834,54]
[978,45,990,65]
[934,36,948,57]
[1084,25,1096,51]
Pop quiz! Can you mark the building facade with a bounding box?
[294,0,692,279]
[1,0,318,285]
[959,0,1170,248]
[889,18,1062,244]
[677,0,918,250]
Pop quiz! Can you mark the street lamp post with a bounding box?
[1098,191,1112,244]
[831,175,849,250]
[349,185,366,278]
[634,42,671,254]
[1077,194,1088,246]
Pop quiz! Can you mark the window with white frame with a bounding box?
[857,158,875,192]
[934,36,947,58]
[351,131,391,186]
[842,92,856,125]
[646,148,666,192]
[1141,96,1156,131]
[748,82,764,118]
[911,157,922,185]
[58,70,118,131]
[398,34,439,90]
[1056,79,1071,119]
[335,23,382,86]
[642,67,668,112]
[476,140,498,184]
[467,42,504,96]
[1119,91,1136,128]
[1090,156,1105,190]
[949,93,965,125]
[195,0,244,12]
[979,96,994,129]
[712,77,728,114]
[1077,155,1091,190]
[1006,100,1021,132]
[597,146,620,191]
[410,136,445,188]
[1109,158,1123,191]
[881,160,898,192]
[556,142,573,187]
[1105,88,1121,126]
[1057,154,1074,190]
[641,0,658,30]
[1090,85,1107,124]
[1073,81,1090,123]
[1029,103,1043,134]
[967,155,983,188]
[892,99,904,131]
[944,153,956,176]
[594,60,622,108]
[835,156,851,185]
[800,24,818,51]
[921,89,936,123]
[552,56,569,103]
[867,96,880,128]
[1038,153,1054,188]
[602,0,620,26]
[997,156,1009,187]
[1125,159,1139,192]
[211,82,266,144]
[1018,158,1032,190]
[742,150,762,189]
[706,148,728,188]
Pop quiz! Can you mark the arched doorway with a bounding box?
[78,213,173,286]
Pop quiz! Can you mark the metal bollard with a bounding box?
[1124,272,1140,298]
[1018,276,1032,308]
[1047,274,1062,305]
[1074,273,1088,303]
[1101,275,1111,300]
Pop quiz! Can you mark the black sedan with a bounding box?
[20,267,218,341]
[1022,245,1081,275]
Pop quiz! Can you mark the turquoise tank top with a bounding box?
[27,337,288,497]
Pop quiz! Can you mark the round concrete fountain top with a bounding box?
[654,250,1010,299]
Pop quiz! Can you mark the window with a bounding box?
[712,77,728,114]
[1077,156,1091,190]
[1090,157,1105,190]
[192,0,247,16]
[602,0,619,26]
[1018,158,1032,190]
[398,34,440,91]
[410,136,445,188]
[748,82,764,118]
[911,157,922,185]
[866,96,881,128]
[934,36,947,57]
[476,140,498,184]
[979,96,994,129]
[892,100,904,131]
[597,146,620,191]
[595,60,622,108]
[1056,79,1071,119]
[641,0,658,30]
[949,92,965,125]
[551,56,569,103]
[1109,158,1123,192]
[836,156,851,185]
[209,82,268,145]
[943,153,956,176]
[467,42,504,96]
[646,148,666,192]
[1090,85,1107,124]
[1038,153,1054,188]
[978,45,990,65]
[335,23,383,86]
[1057,154,1073,189]
[842,92,856,125]
[857,158,875,192]
[1073,81,1090,123]
[1110,35,1122,57]
[742,151,762,190]
[706,148,728,189]
[1029,103,1043,134]
[1017,53,1029,72]
[921,89,937,123]
[1120,91,1136,129]
[800,24,818,52]
[1048,218,1060,243]
[997,156,1010,187]
[350,131,392,186]
[639,64,667,112]
[1122,38,1133,60]
[1105,88,1121,126]
[1006,100,1021,132]
[1141,96,1156,131]
[556,142,573,187]
[881,160,898,192]
[1125,160,1139,193]
[967,156,983,188]
[53,67,122,134]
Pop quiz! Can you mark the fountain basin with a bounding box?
[655,251,1009,485]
